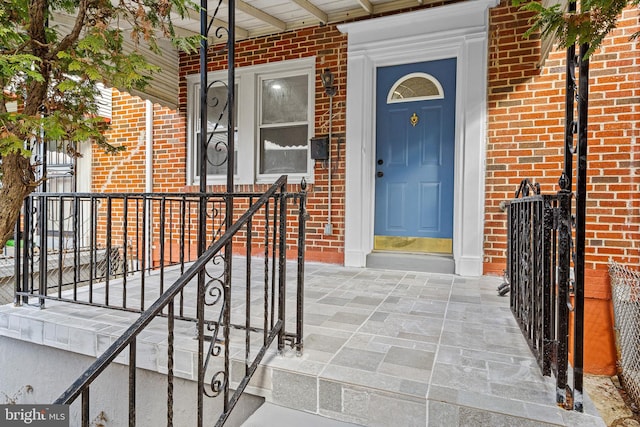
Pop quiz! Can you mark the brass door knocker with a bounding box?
[410,112,419,127]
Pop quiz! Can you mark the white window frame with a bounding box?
[187,57,316,186]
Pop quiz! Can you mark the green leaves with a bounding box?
[0,54,43,82]
[0,130,27,157]
[0,0,197,248]
[171,33,202,54]
[513,0,639,57]
[0,113,34,157]
[1,0,196,172]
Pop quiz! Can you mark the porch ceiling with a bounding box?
[51,0,439,109]
[173,0,435,40]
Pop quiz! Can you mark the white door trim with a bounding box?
[338,0,498,276]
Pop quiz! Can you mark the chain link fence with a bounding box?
[0,280,13,305]
[610,260,640,408]
[1,249,16,305]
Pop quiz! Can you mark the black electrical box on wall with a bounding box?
[310,136,329,160]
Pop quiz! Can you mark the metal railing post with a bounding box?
[277,180,287,351]
[295,180,308,354]
[38,194,47,308]
[198,0,210,420]
[572,41,590,413]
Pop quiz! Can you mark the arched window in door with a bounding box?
[387,72,444,103]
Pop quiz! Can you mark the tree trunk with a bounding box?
[0,152,36,251]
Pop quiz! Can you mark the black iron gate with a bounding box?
[505,2,590,412]
[506,179,580,410]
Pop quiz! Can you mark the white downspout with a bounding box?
[145,100,153,272]
[145,100,153,193]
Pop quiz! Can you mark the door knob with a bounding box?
[377,159,384,165]
[376,171,384,178]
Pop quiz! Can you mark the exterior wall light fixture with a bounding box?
[321,68,337,97]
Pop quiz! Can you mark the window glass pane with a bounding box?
[389,75,443,101]
[260,125,308,174]
[195,83,238,177]
[206,84,237,133]
[261,75,308,124]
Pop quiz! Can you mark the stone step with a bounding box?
[236,359,606,427]
[427,400,607,427]
[366,251,455,274]
[241,402,364,427]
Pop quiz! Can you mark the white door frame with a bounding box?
[338,0,498,276]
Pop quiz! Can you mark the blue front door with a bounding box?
[374,58,456,253]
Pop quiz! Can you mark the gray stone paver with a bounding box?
[0,259,605,426]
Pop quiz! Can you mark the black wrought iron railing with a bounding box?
[505,178,582,411]
[14,191,205,308]
[13,183,306,322]
[47,175,306,426]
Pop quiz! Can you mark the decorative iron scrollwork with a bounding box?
[204,370,227,398]
[204,276,224,306]
[203,285,226,377]
[205,80,231,170]
[515,178,540,198]
[199,0,235,193]
[203,254,226,359]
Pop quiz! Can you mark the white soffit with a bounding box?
[49,12,180,110]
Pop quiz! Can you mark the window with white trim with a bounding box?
[187,57,315,185]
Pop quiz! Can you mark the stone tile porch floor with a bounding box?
[0,259,605,426]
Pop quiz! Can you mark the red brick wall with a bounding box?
[152,107,188,192]
[92,25,350,264]
[93,91,145,193]
[94,89,186,193]
[179,25,348,264]
[92,90,189,262]
[485,3,640,277]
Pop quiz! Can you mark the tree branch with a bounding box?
[51,0,90,58]
[28,0,48,50]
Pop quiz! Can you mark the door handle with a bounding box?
[376,171,384,178]
[377,159,384,165]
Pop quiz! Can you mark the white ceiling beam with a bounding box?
[290,0,328,24]
[357,0,374,14]
[185,7,250,40]
[233,0,287,31]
